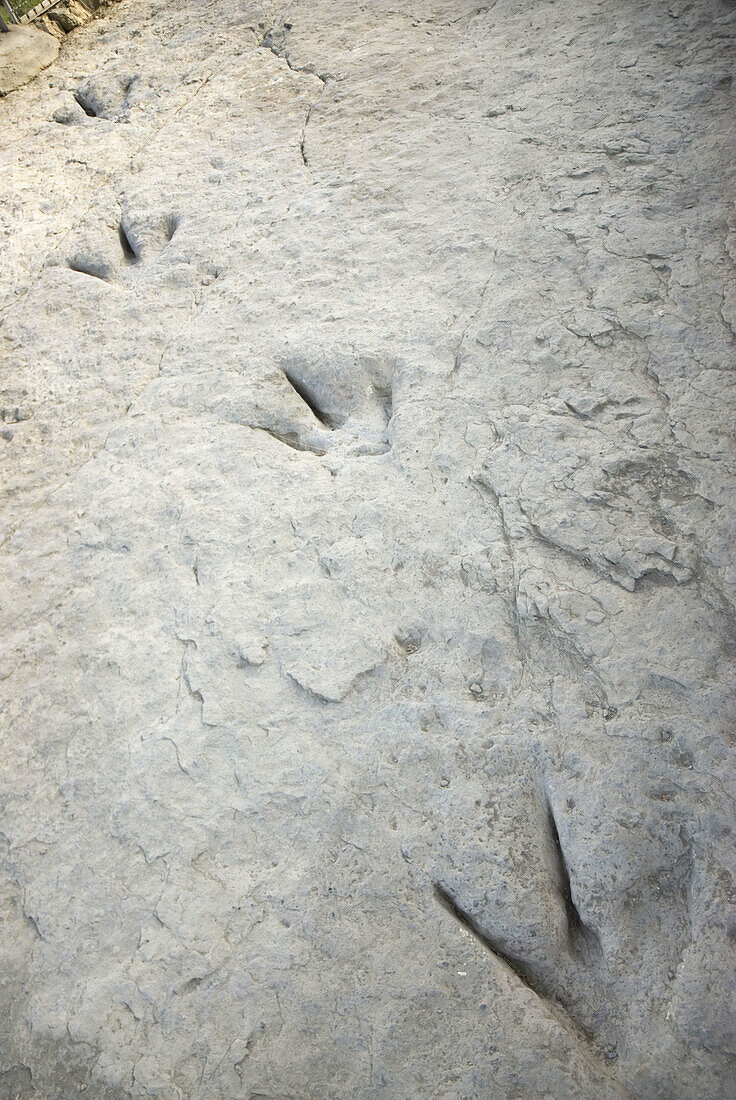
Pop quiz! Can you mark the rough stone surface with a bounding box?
[0,1,735,1097]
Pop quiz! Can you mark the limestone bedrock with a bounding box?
[0,1,734,1097]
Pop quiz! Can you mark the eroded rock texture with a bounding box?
[1,1,735,1096]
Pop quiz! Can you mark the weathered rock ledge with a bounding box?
[0,0,118,95]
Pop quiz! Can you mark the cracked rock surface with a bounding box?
[1,1,735,1096]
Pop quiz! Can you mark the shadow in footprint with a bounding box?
[67,256,114,283]
[118,222,139,265]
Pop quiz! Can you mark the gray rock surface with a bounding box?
[0,0,735,1096]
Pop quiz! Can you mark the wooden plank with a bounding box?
[12,0,63,23]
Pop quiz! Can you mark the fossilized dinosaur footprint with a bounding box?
[430,750,698,1071]
[134,350,395,460]
[63,209,179,284]
[434,792,605,1034]
[53,71,139,124]
[270,351,394,456]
